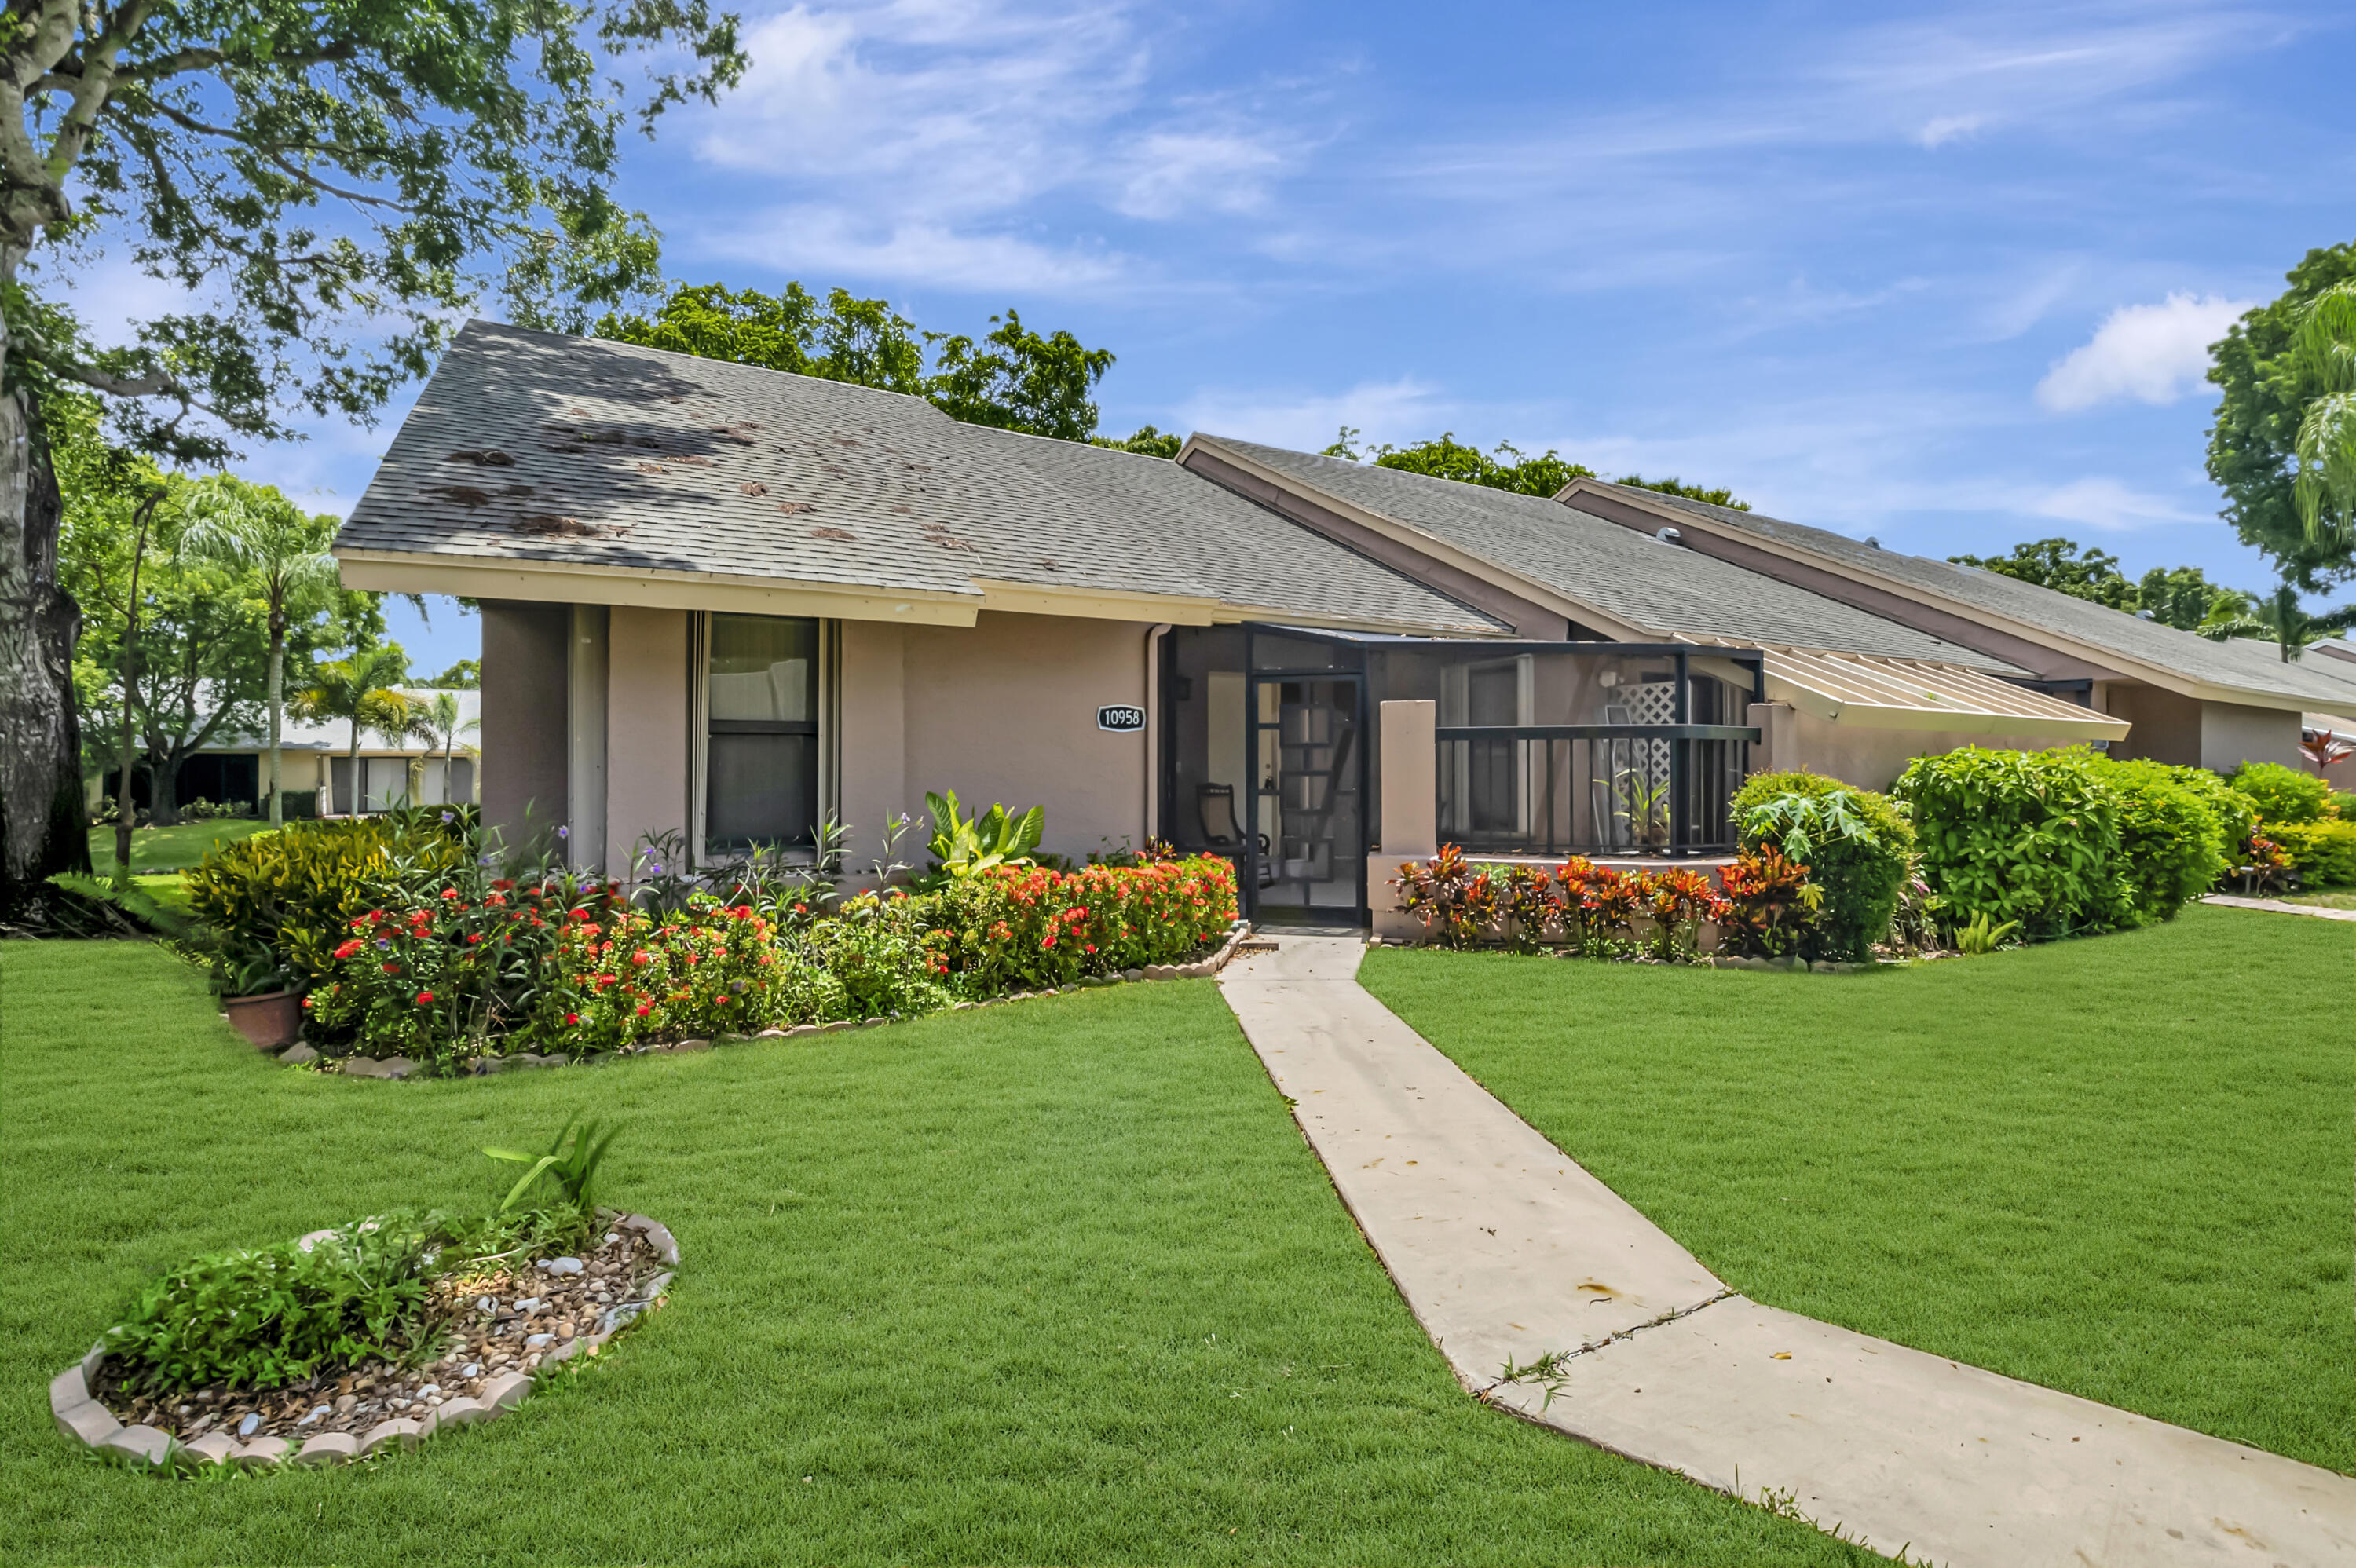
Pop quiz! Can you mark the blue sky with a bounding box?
[73,0,2356,674]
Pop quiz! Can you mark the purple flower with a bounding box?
[557,825,569,839]
[649,863,663,874]
[441,810,454,824]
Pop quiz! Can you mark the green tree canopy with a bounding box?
[2205,241,2356,589]
[1949,538,2139,610]
[2,0,748,911]
[595,282,1125,443]
[1319,428,1750,508]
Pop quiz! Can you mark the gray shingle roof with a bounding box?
[1604,482,2356,709]
[335,321,1502,637]
[1193,437,2025,672]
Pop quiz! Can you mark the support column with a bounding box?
[1375,700,1436,941]
[567,605,610,872]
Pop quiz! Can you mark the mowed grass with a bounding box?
[1359,905,2354,1474]
[0,941,1878,1567]
[83,819,269,874]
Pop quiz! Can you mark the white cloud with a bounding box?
[703,206,1129,293]
[1110,128,1289,221]
[1916,114,1983,148]
[2027,475,2210,530]
[2034,292,2253,411]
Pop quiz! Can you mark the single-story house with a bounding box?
[93,689,481,818]
[331,320,2356,925]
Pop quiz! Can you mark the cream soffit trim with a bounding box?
[338,549,982,627]
[970,579,1224,625]
[1181,437,1650,641]
[1554,477,2332,715]
[1736,642,2131,740]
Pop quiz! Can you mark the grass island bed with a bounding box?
[2,938,1876,1567]
[1359,903,2354,1475]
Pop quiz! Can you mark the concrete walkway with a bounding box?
[1219,935,2356,1568]
[2202,893,2356,922]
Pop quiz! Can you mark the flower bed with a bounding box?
[196,819,1241,1073]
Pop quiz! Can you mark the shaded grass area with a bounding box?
[83,820,269,875]
[2284,887,2356,910]
[1,940,1877,1567]
[1360,905,2354,1474]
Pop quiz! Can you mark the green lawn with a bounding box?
[1,940,1876,1567]
[2284,886,2356,910]
[1360,905,2354,1475]
[84,819,270,875]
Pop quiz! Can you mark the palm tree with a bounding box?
[2293,282,2356,550]
[415,689,481,806]
[2198,580,2356,662]
[290,648,412,815]
[177,477,341,829]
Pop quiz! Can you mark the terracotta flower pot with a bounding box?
[223,990,302,1050]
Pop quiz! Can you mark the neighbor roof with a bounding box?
[1578,481,2356,715]
[335,321,1502,637]
[1186,437,2029,674]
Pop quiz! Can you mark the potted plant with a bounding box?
[215,945,302,1049]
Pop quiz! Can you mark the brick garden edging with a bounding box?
[48,1213,680,1474]
[261,921,1257,1080]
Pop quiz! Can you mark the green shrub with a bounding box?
[105,1212,448,1395]
[185,817,470,992]
[2267,820,2356,887]
[1893,747,2132,939]
[2230,762,2331,824]
[1730,770,1913,959]
[2173,766,2260,848]
[2107,759,2231,922]
[2331,791,2355,822]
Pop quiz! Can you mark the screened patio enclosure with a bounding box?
[1160,626,1765,926]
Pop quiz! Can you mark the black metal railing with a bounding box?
[1434,725,1757,858]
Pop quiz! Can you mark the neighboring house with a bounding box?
[93,689,481,817]
[331,320,2356,925]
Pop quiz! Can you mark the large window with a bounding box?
[704,613,820,853]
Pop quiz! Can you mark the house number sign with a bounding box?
[1096,704,1147,733]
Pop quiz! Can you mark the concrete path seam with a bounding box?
[1217,934,2356,1568]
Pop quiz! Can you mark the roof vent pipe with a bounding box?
[1654,527,1682,546]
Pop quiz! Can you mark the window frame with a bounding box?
[690,612,835,865]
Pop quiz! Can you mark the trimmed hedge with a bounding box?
[1893,747,2131,938]
[2230,762,2332,824]
[1729,769,1912,960]
[2268,820,2356,888]
[2107,759,2232,921]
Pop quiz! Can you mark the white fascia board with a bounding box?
[335,549,982,627]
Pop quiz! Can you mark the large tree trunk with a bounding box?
[0,356,91,915]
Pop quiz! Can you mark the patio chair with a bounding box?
[1198,783,1275,886]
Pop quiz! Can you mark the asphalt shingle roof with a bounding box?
[1193,438,2025,672]
[1606,482,2356,708]
[335,321,1502,637]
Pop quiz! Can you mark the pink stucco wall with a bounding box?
[836,611,1154,869]
[605,605,690,864]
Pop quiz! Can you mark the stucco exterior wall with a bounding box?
[898,612,1152,862]
[480,601,569,846]
[1772,705,2077,791]
[605,606,691,864]
[2198,700,2300,774]
[2104,682,2201,766]
[836,620,909,873]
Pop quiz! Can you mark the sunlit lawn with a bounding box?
[2,938,1878,1567]
[1360,904,2354,1474]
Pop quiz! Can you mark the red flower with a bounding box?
[635,1003,652,1016]
[415,990,435,1004]
[440,888,459,900]
[565,1012,580,1025]
[381,962,399,974]
[334,938,364,960]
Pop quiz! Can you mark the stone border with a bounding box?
[270,921,1258,1080]
[49,1214,679,1475]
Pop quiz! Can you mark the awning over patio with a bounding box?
[1747,646,2131,740]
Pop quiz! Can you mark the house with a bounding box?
[331,320,2356,925]
[94,689,482,819]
